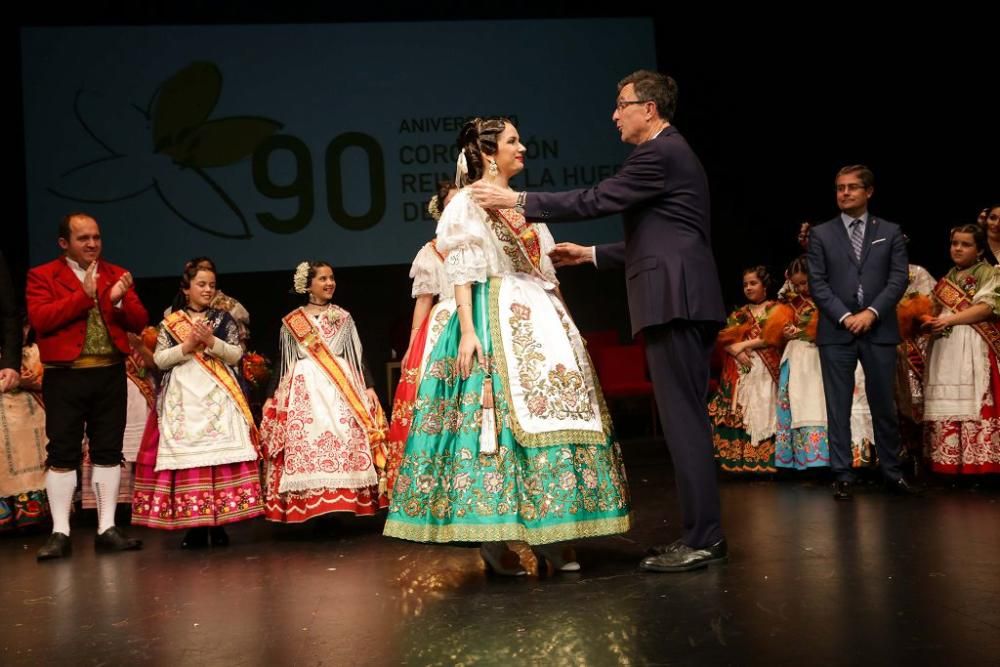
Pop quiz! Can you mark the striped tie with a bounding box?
[850,219,864,304]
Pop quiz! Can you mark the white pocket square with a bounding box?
[871,238,887,245]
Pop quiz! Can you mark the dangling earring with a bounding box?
[488,159,499,178]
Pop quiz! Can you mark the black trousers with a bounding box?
[643,320,724,548]
[818,339,902,482]
[42,363,127,469]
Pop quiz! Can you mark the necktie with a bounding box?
[851,219,865,304]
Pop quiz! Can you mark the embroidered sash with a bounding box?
[747,307,782,385]
[282,309,387,465]
[486,208,547,280]
[125,354,156,410]
[163,311,257,438]
[933,277,1000,359]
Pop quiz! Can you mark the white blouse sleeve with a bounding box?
[409,243,444,298]
[206,337,244,366]
[434,190,490,286]
[535,223,560,286]
[971,265,1000,314]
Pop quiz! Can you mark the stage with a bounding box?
[1,437,997,665]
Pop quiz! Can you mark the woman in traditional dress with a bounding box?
[922,223,1000,474]
[708,266,782,473]
[132,261,263,547]
[383,117,631,575]
[385,180,459,498]
[0,325,49,532]
[259,261,389,523]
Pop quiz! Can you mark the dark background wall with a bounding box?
[5,3,996,401]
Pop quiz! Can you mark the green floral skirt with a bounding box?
[383,279,631,545]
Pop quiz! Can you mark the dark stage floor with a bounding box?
[2,439,998,666]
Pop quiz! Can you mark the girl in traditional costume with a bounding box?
[385,181,459,498]
[260,261,389,523]
[708,266,783,473]
[922,224,1000,474]
[132,262,263,547]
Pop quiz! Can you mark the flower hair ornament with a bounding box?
[292,261,310,294]
[454,148,469,187]
[427,195,442,221]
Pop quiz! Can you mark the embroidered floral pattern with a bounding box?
[507,302,595,421]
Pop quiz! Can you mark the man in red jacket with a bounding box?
[26,213,148,560]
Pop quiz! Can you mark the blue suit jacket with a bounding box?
[524,127,726,335]
[806,215,909,345]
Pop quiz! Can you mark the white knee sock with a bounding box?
[45,469,77,536]
[91,464,122,534]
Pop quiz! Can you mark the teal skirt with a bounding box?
[383,279,631,545]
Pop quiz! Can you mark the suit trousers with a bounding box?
[644,320,724,548]
[42,363,127,469]
[818,339,902,481]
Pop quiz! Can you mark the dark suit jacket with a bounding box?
[806,215,908,345]
[26,257,148,363]
[524,127,725,335]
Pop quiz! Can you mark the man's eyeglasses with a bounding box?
[614,99,649,112]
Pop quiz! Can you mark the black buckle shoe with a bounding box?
[181,527,209,550]
[37,532,72,561]
[886,478,923,497]
[209,526,230,547]
[639,538,728,573]
[95,526,143,552]
[832,480,853,501]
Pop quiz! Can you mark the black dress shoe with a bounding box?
[886,478,923,496]
[209,526,230,547]
[181,527,209,549]
[37,532,72,561]
[95,526,143,552]
[639,538,728,573]
[832,480,853,501]
[646,539,684,557]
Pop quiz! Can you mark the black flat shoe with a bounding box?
[886,478,923,497]
[181,527,209,550]
[832,480,853,501]
[37,532,72,561]
[640,538,728,573]
[95,527,143,552]
[209,526,229,547]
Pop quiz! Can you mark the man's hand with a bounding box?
[83,262,98,299]
[549,243,593,268]
[0,368,20,392]
[468,181,518,209]
[109,271,133,305]
[844,310,877,335]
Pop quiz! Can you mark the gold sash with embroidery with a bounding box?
[125,354,156,410]
[282,309,387,466]
[486,208,547,280]
[748,308,782,385]
[933,277,1000,359]
[163,311,258,442]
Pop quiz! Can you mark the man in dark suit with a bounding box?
[806,165,919,500]
[26,213,147,560]
[470,70,728,572]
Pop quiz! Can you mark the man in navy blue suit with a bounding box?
[806,165,920,500]
[470,70,728,572]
